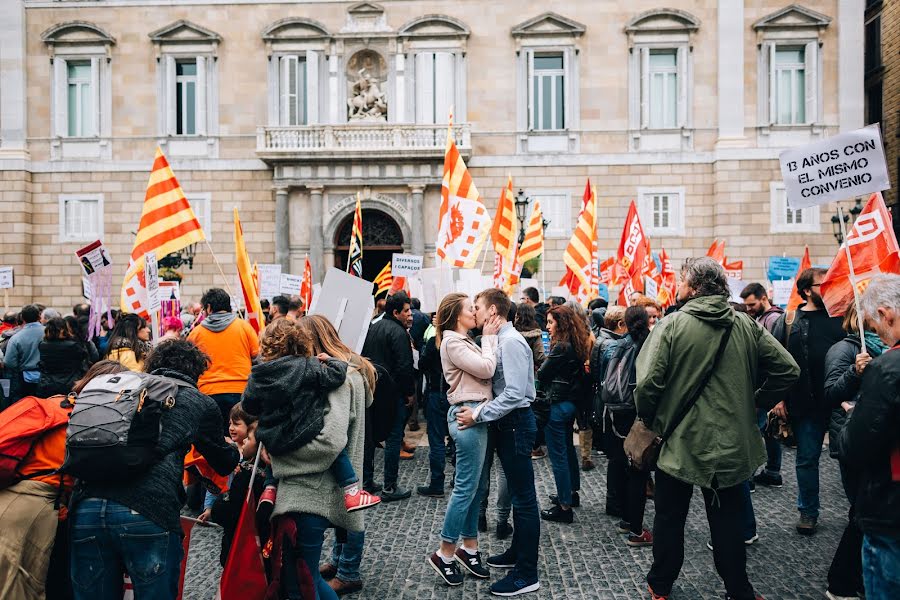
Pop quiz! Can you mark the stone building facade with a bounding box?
[0,0,866,309]
[865,0,898,208]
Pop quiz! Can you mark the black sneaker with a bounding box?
[540,505,574,523]
[428,553,463,586]
[381,486,411,502]
[454,548,490,578]
[753,471,783,488]
[363,481,383,494]
[416,484,445,498]
[490,573,540,596]
[486,550,516,569]
[615,520,631,534]
[796,514,818,536]
[549,491,580,507]
[749,479,756,493]
[496,521,513,540]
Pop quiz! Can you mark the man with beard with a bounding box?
[771,268,846,536]
[740,283,784,333]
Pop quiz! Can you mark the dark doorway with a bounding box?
[333,209,404,283]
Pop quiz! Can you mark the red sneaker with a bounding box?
[345,489,381,512]
[259,485,277,506]
[627,529,653,547]
[648,585,668,600]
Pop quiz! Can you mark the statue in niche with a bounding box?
[346,49,388,121]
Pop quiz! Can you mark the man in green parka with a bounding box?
[636,257,799,600]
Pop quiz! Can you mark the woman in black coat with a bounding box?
[37,317,87,397]
[822,305,888,599]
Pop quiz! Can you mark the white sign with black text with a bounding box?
[0,267,13,289]
[392,254,424,276]
[144,252,161,313]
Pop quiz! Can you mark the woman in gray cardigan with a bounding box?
[272,315,375,600]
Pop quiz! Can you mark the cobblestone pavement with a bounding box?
[184,430,848,600]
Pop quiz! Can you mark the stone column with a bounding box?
[274,187,290,272]
[0,0,27,158]
[309,186,325,279]
[409,184,426,256]
[716,0,744,145]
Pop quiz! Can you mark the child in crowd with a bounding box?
[198,402,258,522]
[242,319,380,512]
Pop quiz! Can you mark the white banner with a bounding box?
[644,277,658,301]
[257,263,282,301]
[780,124,891,209]
[279,273,303,296]
[727,278,745,303]
[771,279,794,307]
[144,252,160,312]
[0,267,13,289]
[391,254,424,276]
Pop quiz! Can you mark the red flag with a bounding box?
[599,257,615,285]
[787,247,812,311]
[615,201,650,306]
[219,492,267,600]
[177,517,197,600]
[657,248,677,309]
[724,260,744,280]
[300,256,313,312]
[821,193,900,317]
[707,239,726,265]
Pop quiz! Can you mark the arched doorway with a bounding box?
[333,209,404,282]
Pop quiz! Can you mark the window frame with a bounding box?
[773,45,807,125]
[278,55,308,126]
[66,60,94,137]
[530,52,566,131]
[770,182,820,233]
[648,49,678,129]
[530,192,571,239]
[637,187,685,237]
[175,60,198,136]
[58,194,104,243]
[185,192,212,240]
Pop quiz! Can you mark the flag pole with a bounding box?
[203,239,237,300]
[837,205,867,355]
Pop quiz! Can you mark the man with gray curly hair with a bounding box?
[840,274,900,598]
[636,257,799,600]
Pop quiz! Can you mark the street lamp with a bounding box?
[514,189,530,245]
[831,196,865,245]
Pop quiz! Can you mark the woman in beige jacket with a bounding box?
[427,292,501,586]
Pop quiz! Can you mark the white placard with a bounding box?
[518,278,538,295]
[419,267,455,313]
[258,264,283,301]
[74,240,112,276]
[0,267,13,289]
[780,124,891,209]
[454,268,484,299]
[550,286,571,301]
[279,273,303,296]
[309,268,375,354]
[158,280,180,301]
[727,278,745,303]
[391,254,424,276]
[144,252,161,312]
[772,279,795,307]
[408,276,425,310]
[310,283,322,311]
[82,276,91,299]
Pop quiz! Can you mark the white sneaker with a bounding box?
[825,592,860,600]
[744,533,759,545]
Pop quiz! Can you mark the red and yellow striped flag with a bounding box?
[374,262,392,297]
[300,255,313,311]
[490,176,516,261]
[347,194,363,277]
[436,112,491,267]
[517,200,544,264]
[121,147,206,317]
[234,208,266,334]
[563,184,598,299]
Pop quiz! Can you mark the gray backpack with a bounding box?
[62,371,181,482]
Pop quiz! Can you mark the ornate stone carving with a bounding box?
[346,50,388,121]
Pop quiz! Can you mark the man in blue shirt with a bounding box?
[2,304,45,404]
[457,288,539,597]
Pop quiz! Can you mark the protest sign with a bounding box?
[0,267,13,290]
[727,278,745,303]
[279,273,303,296]
[392,254,424,276]
[309,267,374,354]
[772,279,794,307]
[455,268,483,299]
[144,252,161,313]
[550,286,571,301]
[82,276,91,300]
[407,276,425,309]
[780,124,890,209]
[644,277,658,302]
[75,240,112,275]
[518,278,538,296]
[767,256,801,281]
[418,267,455,313]
[158,280,180,301]
[257,264,282,300]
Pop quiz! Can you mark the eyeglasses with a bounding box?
[811,283,822,288]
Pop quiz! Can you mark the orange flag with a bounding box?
[563,182,598,302]
[706,239,726,265]
[786,247,812,311]
[616,201,650,306]
[300,256,313,311]
[518,200,545,264]
[234,208,266,334]
[821,192,900,316]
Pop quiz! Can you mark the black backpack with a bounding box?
[600,341,639,414]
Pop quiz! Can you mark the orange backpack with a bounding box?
[0,395,71,489]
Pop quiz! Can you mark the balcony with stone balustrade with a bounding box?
[256,122,471,163]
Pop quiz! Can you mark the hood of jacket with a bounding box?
[201,311,237,333]
[244,355,314,400]
[520,328,542,341]
[679,294,734,328]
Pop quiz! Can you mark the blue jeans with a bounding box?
[426,391,450,489]
[478,430,512,524]
[794,416,826,518]
[331,448,357,488]
[756,408,782,474]
[441,402,488,543]
[70,498,183,600]
[544,401,580,506]
[330,529,365,583]
[862,533,900,600]
[281,513,338,600]
[739,480,757,541]
[493,407,540,582]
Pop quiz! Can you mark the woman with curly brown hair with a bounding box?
[537,305,592,524]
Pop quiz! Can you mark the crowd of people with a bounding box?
[0,256,897,599]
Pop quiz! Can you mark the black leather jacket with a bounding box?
[537,341,586,405]
[840,346,900,537]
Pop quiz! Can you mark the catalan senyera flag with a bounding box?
[560,180,594,295]
[374,262,392,297]
[436,112,491,267]
[234,208,266,334]
[563,183,599,300]
[787,246,812,312]
[821,192,900,317]
[616,200,650,306]
[300,255,313,311]
[518,200,544,264]
[491,176,517,261]
[347,194,363,277]
[122,147,206,317]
